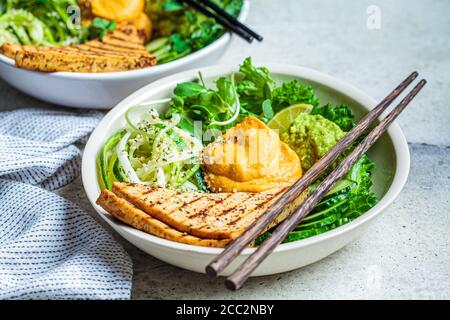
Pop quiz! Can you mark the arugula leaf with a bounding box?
[262,99,274,119]
[272,80,320,112]
[89,17,116,40]
[174,81,208,97]
[163,0,184,12]
[216,76,236,107]
[165,72,242,141]
[169,33,191,53]
[311,103,355,131]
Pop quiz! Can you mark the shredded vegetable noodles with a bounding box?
[98,105,204,192]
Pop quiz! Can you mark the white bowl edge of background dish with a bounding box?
[0,1,250,109]
[82,64,410,276]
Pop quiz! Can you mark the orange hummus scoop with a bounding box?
[203,117,302,193]
[91,0,145,22]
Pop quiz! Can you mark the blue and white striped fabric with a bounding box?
[0,109,133,299]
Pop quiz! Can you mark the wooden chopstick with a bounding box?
[197,0,264,41]
[205,71,419,277]
[182,0,255,43]
[225,78,427,290]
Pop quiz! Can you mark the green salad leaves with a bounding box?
[0,0,85,46]
[145,0,243,64]
[273,80,320,112]
[236,57,274,117]
[345,154,378,219]
[165,72,241,139]
[164,57,326,139]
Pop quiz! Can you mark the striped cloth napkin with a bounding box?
[0,109,132,299]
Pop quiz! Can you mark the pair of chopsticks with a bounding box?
[181,0,263,43]
[206,72,426,290]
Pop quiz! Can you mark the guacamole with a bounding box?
[281,114,346,171]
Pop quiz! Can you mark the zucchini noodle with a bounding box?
[152,113,180,159]
[116,131,141,183]
[98,105,204,192]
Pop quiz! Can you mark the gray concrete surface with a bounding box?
[1,0,449,299]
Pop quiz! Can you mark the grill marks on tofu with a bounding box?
[97,182,310,247]
[111,182,289,240]
[96,190,230,248]
[153,193,203,215]
[0,23,156,73]
[195,191,281,239]
[158,192,255,239]
[112,182,178,207]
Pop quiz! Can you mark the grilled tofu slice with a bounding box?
[96,189,231,248]
[111,182,309,240]
[0,23,156,73]
[0,43,20,60]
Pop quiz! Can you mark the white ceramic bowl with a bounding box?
[0,1,249,109]
[82,64,410,276]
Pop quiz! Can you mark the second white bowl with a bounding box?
[0,1,249,109]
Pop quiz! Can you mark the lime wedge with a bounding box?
[267,104,313,133]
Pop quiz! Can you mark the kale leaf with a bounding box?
[272,80,320,112]
[236,57,274,115]
[344,154,378,219]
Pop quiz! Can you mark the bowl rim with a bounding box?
[82,63,410,256]
[0,0,250,80]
